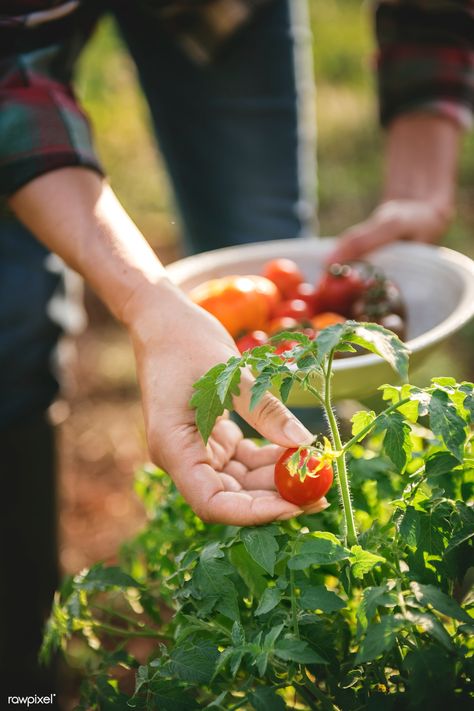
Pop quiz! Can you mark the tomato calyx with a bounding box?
[285,438,338,483]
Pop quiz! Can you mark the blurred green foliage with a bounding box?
[75,0,474,381]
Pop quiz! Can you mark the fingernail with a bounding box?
[277,509,303,521]
[283,419,314,445]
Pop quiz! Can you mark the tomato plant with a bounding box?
[42,322,474,710]
[275,446,333,505]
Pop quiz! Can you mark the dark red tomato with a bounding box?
[235,330,268,353]
[290,282,318,313]
[267,316,300,335]
[275,447,333,506]
[272,298,312,321]
[316,263,365,317]
[262,259,304,299]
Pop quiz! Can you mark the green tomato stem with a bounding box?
[340,396,412,454]
[322,351,358,548]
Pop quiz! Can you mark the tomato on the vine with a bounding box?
[275,446,333,506]
[262,258,304,298]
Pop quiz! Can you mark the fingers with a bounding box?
[302,496,330,514]
[326,217,397,265]
[224,462,276,491]
[234,369,314,449]
[201,489,303,525]
[235,440,285,469]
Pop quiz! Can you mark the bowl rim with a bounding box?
[166,239,474,373]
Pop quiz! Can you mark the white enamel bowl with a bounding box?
[166,238,474,403]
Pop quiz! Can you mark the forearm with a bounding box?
[382,113,462,218]
[8,168,180,329]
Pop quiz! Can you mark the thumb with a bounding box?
[234,370,314,448]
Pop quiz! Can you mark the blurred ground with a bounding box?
[57,0,474,578]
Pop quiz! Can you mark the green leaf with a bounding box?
[250,371,274,411]
[349,546,386,579]
[274,637,328,664]
[193,545,240,622]
[351,410,376,437]
[425,451,461,478]
[288,532,350,570]
[73,564,139,592]
[279,376,293,403]
[215,356,243,404]
[167,638,219,683]
[459,382,474,421]
[191,364,228,443]
[410,582,472,623]
[346,322,410,380]
[240,527,279,576]
[375,411,412,472]
[299,585,346,613]
[355,615,404,663]
[249,687,286,711]
[405,611,454,651]
[314,323,348,365]
[255,587,282,616]
[358,585,397,628]
[228,544,268,598]
[137,679,198,711]
[429,389,467,461]
[446,502,474,551]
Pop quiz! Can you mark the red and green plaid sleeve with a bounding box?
[0,51,103,197]
[375,0,474,129]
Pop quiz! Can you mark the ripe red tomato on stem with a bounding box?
[275,446,333,506]
[262,258,304,299]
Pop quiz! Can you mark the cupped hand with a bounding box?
[129,281,328,525]
[326,199,452,264]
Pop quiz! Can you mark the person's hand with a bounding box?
[127,280,328,525]
[327,198,452,264]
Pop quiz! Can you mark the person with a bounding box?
[0,0,472,700]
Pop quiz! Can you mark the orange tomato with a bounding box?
[311,312,346,330]
[189,275,277,337]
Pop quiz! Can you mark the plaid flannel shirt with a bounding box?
[1,0,473,198]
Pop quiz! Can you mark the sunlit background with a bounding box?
[56,0,474,586]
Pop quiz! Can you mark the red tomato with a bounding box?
[274,339,300,356]
[267,316,300,335]
[275,447,333,506]
[311,312,346,330]
[290,282,318,313]
[316,263,365,317]
[262,259,304,298]
[235,330,268,353]
[272,298,312,321]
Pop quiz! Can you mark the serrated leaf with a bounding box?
[351,410,376,437]
[255,587,282,616]
[350,546,386,579]
[191,364,228,443]
[347,322,410,380]
[410,582,472,623]
[375,411,412,472]
[459,382,474,421]
[357,585,397,628]
[215,356,243,404]
[167,638,219,683]
[288,532,350,570]
[240,527,279,576]
[425,451,461,478]
[314,322,348,365]
[193,545,239,622]
[228,544,267,598]
[405,611,454,651]
[274,637,328,664]
[250,372,274,411]
[279,376,293,403]
[429,389,467,461]
[355,615,404,663]
[299,585,346,613]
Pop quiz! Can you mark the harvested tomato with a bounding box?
[248,275,281,313]
[311,312,346,330]
[272,298,312,321]
[189,275,277,338]
[267,316,300,335]
[275,446,333,506]
[274,339,300,356]
[290,282,318,313]
[262,258,304,298]
[236,330,268,353]
[316,263,365,317]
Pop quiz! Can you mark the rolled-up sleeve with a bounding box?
[0,53,103,197]
[375,0,474,129]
